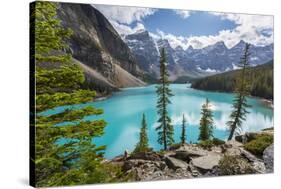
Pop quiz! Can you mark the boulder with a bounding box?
[235,132,258,143]
[164,156,188,170]
[263,144,274,173]
[177,144,209,157]
[240,149,266,173]
[240,148,260,162]
[192,153,221,172]
[173,150,192,162]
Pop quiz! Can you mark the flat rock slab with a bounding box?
[240,149,260,162]
[165,156,188,170]
[192,154,221,171]
[177,145,209,157]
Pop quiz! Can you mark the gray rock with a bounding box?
[164,156,188,170]
[252,161,266,174]
[192,154,221,172]
[263,144,274,173]
[235,132,258,143]
[240,149,266,174]
[57,3,144,93]
[178,144,209,157]
[173,150,192,162]
[240,149,260,162]
[122,160,135,171]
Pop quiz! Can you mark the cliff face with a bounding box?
[57,3,145,93]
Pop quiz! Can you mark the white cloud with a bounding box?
[156,30,190,49]
[110,21,146,35]
[151,12,273,49]
[94,4,157,24]
[93,5,156,35]
[207,12,273,47]
[94,5,273,49]
[174,10,191,19]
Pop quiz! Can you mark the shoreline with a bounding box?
[94,94,112,102]
[93,84,274,109]
[260,98,274,109]
[190,86,274,109]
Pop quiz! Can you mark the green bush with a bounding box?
[199,138,225,149]
[198,140,214,149]
[168,143,182,150]
[218,155,255,175]
[244,134,273,157]
[212,138,225,145]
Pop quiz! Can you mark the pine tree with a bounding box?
[134,114,149,153]
[180,114,187,144]
[155,48,174,150]
[198,98,214,141]
[31,2,117,186]
[227,43,251,140]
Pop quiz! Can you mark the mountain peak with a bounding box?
[214,41,227,48]
[175,46,184,51]
[134,29,148,35]
[234,40,246,47]
[125,29,150,41]
[186,45,194,51]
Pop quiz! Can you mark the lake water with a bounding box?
[43,84,273,159]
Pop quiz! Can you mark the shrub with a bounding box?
[212,138,225,145]
[168,143,182,150]
[218,155,255,175]
[244,134,273,157]
[199,138,225,149]
[198,140,213,149]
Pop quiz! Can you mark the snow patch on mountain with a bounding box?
[124,30,273,77]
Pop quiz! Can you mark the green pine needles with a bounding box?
[134,113,150,153]
[198,98,214,141]
[227,43,251,140]
[32,2,124,187]
[155,48,174,150]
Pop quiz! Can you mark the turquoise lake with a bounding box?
[43,84,273,159]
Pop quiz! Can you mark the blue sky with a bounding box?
[137,10,237,37]
[94,5,273,49]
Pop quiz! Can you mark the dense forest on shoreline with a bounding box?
[191,60,273,100]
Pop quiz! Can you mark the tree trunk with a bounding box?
[228,125,235,140]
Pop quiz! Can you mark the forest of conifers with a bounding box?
[191,60,273,100]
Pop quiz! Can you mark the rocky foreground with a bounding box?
[109,130,273,181]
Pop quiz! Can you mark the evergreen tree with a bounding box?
[180,114,187,144]
[155,48,174,150]
[134,114,149,153]
[31,2,123,186]
[227,43,251,140]
[198,98,214,141]
[191,60,273,100]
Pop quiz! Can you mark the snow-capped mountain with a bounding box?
[124,30,159,76]
[124,30,273,80]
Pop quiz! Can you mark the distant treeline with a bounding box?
[191,60,273,100]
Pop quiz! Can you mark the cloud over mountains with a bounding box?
[94,5,273,49]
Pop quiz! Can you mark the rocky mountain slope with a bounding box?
[57,3,145,94]
[124,30,273,81]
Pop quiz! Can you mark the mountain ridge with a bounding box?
[124,30,273,81]
[56,3,145,94]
